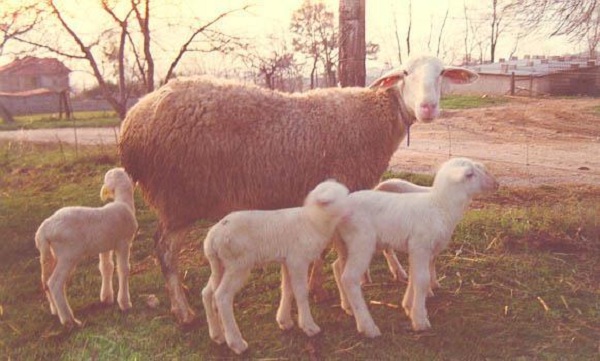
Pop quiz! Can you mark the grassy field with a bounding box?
[441,95,509,109]
[1,139,599,360]
[0,111,120,131]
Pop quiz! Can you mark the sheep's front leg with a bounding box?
[202,256,225,344]
[340,239,381,338]
[404,248,432,331]
[115,244,132,311]
[215,267,251,355]
[48,259,81,327]
[99,251,115,305]
[276,264,295,331]
[155,227,196,324]
[287,260,320,336]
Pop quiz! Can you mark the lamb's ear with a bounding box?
[100,185,113,201]
[369,69,404,90]
[442,67,478,84]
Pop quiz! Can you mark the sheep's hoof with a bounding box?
[276,317,294,331]
[210,333,226,345]
[301,322,321,337]
[118,301,133,311]
[310,289,329,303]
[360,324,382,338]
[228,338,249,355]
[172,306,197,325]
[427,289,435,298]
[64,318,83,329]
[411,319,431,332]
[342,305,353,316]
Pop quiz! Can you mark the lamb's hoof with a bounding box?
[277,317,294,331]
[301,322,321,337]
[395,269,408,281]
[360,324,381,338]
[118,301,133,311]
[64,318,83,329]
[172,306,197,326]
[411,319,432,332]
[341,303,353,316]
[210,333,226,345]
[311,289,328,303]
[427,289,435,298]
[228,338,249,355]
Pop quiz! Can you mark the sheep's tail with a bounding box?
[35,224,55,291]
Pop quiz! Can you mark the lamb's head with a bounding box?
[304,180,351,222]
[100,167,134,201]
[369,55,478,123]
[432,157,498,197]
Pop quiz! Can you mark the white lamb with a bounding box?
[201,180,351,354]
[35,168,138,327]
[332,158,498,337]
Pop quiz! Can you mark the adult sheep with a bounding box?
[118,55,478,324]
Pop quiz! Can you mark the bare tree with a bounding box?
[11,1,249,120]
[586,7,600,56]
[512,0,598,40]
[290,0,337,88]
[392,7,402,64]
[0,3,42,123]
[338,0,365,87]
[239,38,301,91]
[436,8,449,58]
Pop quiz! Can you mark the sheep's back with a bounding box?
[119,77,406,231]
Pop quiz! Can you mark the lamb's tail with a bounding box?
[35,224,55,291]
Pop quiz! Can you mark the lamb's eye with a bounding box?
[465,171,475,179]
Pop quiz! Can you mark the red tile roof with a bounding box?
[0,56,71,76]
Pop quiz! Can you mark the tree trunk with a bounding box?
[338,0,366,87]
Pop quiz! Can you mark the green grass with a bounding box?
[441,95,509,109]
[0,111,120,131]
[1,140,599,359]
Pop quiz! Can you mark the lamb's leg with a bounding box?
[155,227,196,324]
[202,255,225,344]
[340,238,381,338]
[332,256,351,315]
[115,244,132,311]
[41,253,57,315]
[48,259,81,327]
[276,264,295,331]
[428,256,440,297]
[405,249,432,331]
[215,267,251,355]
[383,249,408,281]
[99,251,115,305]
[287,260,320,336]
[308,250,328,302]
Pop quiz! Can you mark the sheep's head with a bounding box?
[100,167,134,201]
[369,55,478,123]
[433,157,499,196]
[304,179,351,220]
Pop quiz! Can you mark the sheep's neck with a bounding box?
[396,83,415,147]
[429,189,472,227]
[114,191,136,215]
[303,208,338,238]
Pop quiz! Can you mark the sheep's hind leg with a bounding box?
[215,267,251,355]
[202,256,225,344]
[155,227,196,325]
[48,259,81,327]
[115,243,132,311]
[308,250,328,302]
[99,251,115,305]
[276,263,295,330]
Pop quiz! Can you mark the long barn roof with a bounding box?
[0,56,71,76]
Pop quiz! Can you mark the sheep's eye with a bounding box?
[403,70,408,76]
[440,70,445,76]
[465,171,475,179]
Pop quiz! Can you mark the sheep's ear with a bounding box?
[315,197,333,207]
[442,67,478,84]
[369,70,404,90]
[100,185,113,201]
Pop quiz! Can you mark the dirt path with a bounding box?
[1,97,599,186]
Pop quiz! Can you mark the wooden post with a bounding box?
[510,72,515,95]
[338,0,366,87]
[529,74,533,97]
